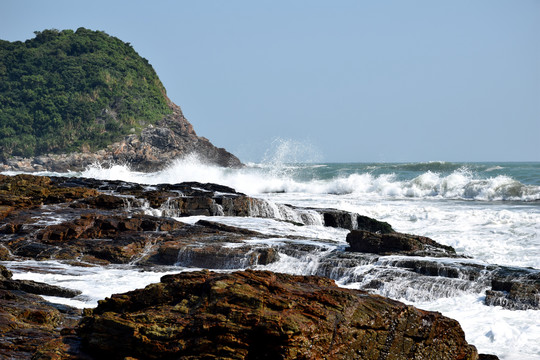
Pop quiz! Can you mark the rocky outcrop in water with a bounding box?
[484,270,540,310]
[0,102,242,173]
[76,270,480,360]
[1,173,538,313]
[346,229,459,257]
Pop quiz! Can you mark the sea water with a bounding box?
[3,157,540,359]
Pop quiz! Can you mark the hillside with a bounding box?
[0,28,241,170]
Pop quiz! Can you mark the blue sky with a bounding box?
[2,1,539,162]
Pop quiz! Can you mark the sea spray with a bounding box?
[81,159,540,201]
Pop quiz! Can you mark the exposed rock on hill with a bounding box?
[0,101,242,172]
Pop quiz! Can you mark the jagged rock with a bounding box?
[1,264,80,298]
[0,174,99,208]
[77,270,479,360]
[346,230,458,257]
[484,270,540,310]
[0,264,82,358]
[76,194,127,209]
[322,210,394,232]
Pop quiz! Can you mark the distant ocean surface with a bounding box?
[4,159,540,359]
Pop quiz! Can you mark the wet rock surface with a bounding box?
[0,264,82,359]
[484,269,540,310]
[1,174,538,312]
[346,229,459,257]
[77,270,479,360]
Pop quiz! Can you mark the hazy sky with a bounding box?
[2,1,539,163]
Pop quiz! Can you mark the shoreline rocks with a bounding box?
[76,270,481,360]
[0,264,82,359]
[346,229,460,258]
[0,173,526,358]
[1,173,538,312]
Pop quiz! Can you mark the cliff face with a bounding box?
[107,101,243,171]
[0,28,242,172]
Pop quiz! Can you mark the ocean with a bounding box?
[3,158,540,359]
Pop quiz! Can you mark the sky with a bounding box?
[1,0,539,163]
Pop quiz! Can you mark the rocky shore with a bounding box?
[0,102,242,173]
[1,173,534,358]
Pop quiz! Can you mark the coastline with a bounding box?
[3,171,537,358]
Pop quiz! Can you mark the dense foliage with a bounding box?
[0,28,172,158]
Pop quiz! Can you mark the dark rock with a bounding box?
[0,245,12,260]
[76,194,126,209]
[356,214,394,233]
[346,230,458,257]
[478,355,500,360]
[321,209,394,232]
[0,264,13,279]
[78,270,479,360]
[0,264,83,359]
[484,269,540,310]
[1,264,80,298]
[195,219,262,236]
[323,209,357,229]
[1,278,81,298]
[173,244,279,269]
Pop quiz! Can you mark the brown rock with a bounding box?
[78,270,479,360]
[346,230,458,257]
[0,174,98,208]
[77,194,126,209]
[0,287,82,359]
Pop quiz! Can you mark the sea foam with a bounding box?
[81,157,540,202]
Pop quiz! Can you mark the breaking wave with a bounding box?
[81,156,540,202]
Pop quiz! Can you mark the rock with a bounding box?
[0,174,99,208]
[478,355,500,360]
[0,265,82,359]
[322,210,394,232]
[0,278,81,298]
[356,214,394,233]
[77,270,479,360]
[0,264,13,279]
[1,264,80,299]
[76,194,127,209]
[0,245,11,260]
[484,269,540,310]
[172,243,279,269]
[346,230,458,257]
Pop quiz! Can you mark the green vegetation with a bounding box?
[0,28,172,158]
